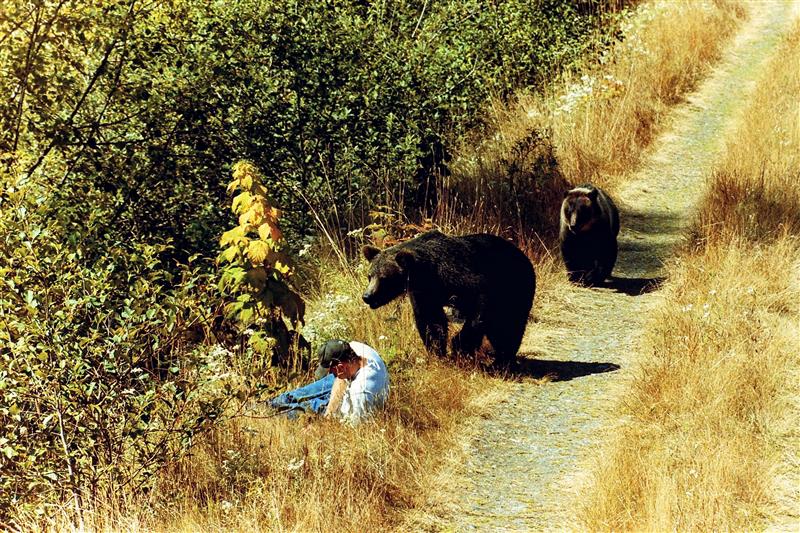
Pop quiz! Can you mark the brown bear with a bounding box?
[559,184,620,286]
[362,230,535,366]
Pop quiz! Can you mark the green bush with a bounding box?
[1,0,627,261]
[0,172,270,520]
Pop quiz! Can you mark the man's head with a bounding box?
[315,339,360,380]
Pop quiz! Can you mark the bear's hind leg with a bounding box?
[486,319,527,367]
[601,240,618,280]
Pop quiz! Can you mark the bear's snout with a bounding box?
[362,292,379,309]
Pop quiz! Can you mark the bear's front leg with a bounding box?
[451,298,486,357]
[451,322,484,357]
[410,294,448,357]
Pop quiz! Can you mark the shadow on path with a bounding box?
[605,275,664,295]
[496,357,621,382]
[615,203,689,279]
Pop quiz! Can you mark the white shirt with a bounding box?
[339,341,390,424]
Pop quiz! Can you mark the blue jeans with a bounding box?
[268,374,334,417]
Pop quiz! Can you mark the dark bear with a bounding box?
[559,184,620,286]
[362,230,535,365]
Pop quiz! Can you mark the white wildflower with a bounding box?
[287,457,305,473]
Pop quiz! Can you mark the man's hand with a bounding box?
[323,377,347,418]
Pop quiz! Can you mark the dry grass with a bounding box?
[695,21,800,243]
[550,0,744,188]
[26,364,490,533]
[16,258,496,533]
[439,0,744,243]
[147,361,489,532]
[579,240,799,530]
[579,19,800,531]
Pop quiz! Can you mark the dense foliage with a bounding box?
[0,161,301,520]
[0,0,629,520]
[2,0,624,259]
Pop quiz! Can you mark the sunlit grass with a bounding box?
[579,19,800,530]
[439,0,744,242]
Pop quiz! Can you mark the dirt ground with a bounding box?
[404,3,799,531]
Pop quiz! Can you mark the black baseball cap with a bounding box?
[314,339,356,379]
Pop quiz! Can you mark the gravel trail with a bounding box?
[417,4,799,530]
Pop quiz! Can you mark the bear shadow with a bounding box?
[489,355,621,382]
[603,275,664,296]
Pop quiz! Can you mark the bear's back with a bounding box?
[397,230,534,287]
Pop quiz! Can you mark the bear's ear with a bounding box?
[395,250,415,270]
[362,245,381,262]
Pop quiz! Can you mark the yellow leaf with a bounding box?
[274,260,291,275]
[226,179,239,195]
[217,245,239,264]
[240,172,253,190]
[257,223,277,242]
[232,191,252,214]
[231,160,250,180]
[239,208,256,227]
[247,240,270,265]
[232,161,256,190]
[219,226,250,246]
[220,226,247,246]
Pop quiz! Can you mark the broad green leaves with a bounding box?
[1,0,623,263]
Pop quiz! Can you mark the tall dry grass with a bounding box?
[580,240,799,530]
[580,18,800,531]
[695,24,800,243]
[440,0,744,243]
[15,257,495,532]
[550,0,745,187]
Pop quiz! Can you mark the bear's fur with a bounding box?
[559,184,620,285]
[362,230,535,365]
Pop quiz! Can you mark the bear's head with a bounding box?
[561,186,599,234]
[361,245,415,309]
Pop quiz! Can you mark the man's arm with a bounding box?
[323,377,347,418]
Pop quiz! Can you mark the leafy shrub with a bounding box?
[0,0,628,262]
[0,168,250,521]
[217,161,307,368]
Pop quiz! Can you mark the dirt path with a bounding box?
[412,4,799,531]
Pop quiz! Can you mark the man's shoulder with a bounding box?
[349,341,381,361]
